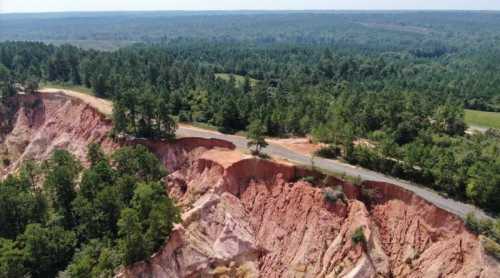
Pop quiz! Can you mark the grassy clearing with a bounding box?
[41,82,95,96]
[465,109,500,129]
[215,73,259,87]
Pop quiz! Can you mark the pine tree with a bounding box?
[246,119,268,156]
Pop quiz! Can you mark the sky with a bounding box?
[1,0,500,13]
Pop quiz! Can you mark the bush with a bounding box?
[314,145,341,159]
[465,212,480,233]
[323,187,347,204]
[178,110,192,122]
[351,227,366,245]
[301,176,315,183]
[465,212,500,247]
[324,191,337,203]
[481,236,500,260]
[360,186,378,201]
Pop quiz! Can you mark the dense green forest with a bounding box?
[0,14,500,215]
[0,144,179,277]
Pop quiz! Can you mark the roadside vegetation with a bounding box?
[0,144,180,277]
[465,213,500,258]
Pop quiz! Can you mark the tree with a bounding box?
[44,150,81,228]
[0,238,28,277]
[65,239,120,278]
[112,101,128,137]
[92,74,108,97]
[111,145,166,182]
[0,64,15,100]
[0,176,47,239]
[433,104,466,136]
[87,143,106,167]
[243,75,252,93]
[117,208,147,265]
[19,224,76,278]
[246,119,268,155]
[24,78,39,94]
[117,182,180,265]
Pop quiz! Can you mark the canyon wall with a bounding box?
[0,93,117,176]
[1,93,498,277]
[122,143,500,278]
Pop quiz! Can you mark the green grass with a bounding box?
[215,73,259,87]
[465,109,500,129]
[41,81,95,96]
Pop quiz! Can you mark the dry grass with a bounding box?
[40,88,113,117]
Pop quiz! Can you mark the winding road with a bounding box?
[41,88,491,219]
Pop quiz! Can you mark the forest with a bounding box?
[0,11,500,247]
[2,27,500,210]
[0,144,180,277]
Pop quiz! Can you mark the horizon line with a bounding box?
[2,9,500,15]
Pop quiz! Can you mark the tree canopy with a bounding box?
[0,145,180,277]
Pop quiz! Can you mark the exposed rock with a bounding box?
[125,140,499,277]
[0,92,116,176]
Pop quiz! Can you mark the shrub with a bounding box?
[350,175,363,186]
[481,236,500,260]
[324,190,338,203]
[314,145,341,159]
[178,110,191,122]
[351,227,366,245]
[360,186,378,200]
[323,187,347,204]
[465,212,480,234]
[465,213,500,248]
[301,176,315,183]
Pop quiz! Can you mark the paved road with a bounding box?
[177,127,490,219]
[41,88,490,219]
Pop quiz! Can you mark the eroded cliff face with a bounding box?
[0,93,117,176]
[121,144,500,278]
[1,93,498,277]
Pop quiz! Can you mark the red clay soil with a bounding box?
[121,139,500,278]
[1,93,498,277]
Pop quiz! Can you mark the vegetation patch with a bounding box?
[481,236,500,260]
[323,187,347,204]
[314,145,341,159]
[351,227,366,245]
[465,109,500,129]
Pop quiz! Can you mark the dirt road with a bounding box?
[40,88,490,219]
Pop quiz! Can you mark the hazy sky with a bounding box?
[1,0,500,13]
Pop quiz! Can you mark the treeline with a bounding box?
[0,145,180,277]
